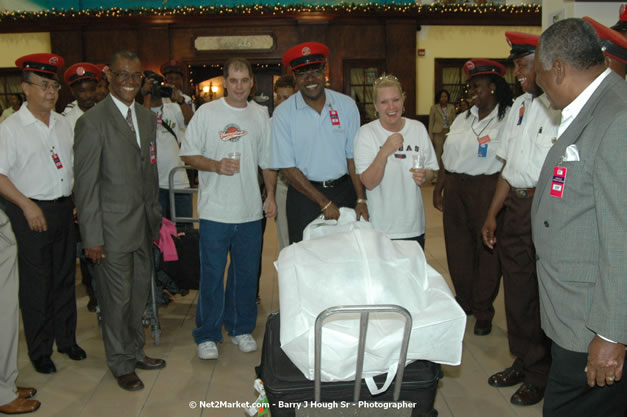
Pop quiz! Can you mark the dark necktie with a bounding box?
[126,108,136,134]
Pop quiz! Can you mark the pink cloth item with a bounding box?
[157,217,180,262]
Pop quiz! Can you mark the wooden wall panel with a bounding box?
[138,25,170,74]
[83,29,139,65]
[385,20,417,117]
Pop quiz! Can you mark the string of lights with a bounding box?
[0,3,540,22]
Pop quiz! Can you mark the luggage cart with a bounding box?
[257,305,441,417]
[143,166,198,345]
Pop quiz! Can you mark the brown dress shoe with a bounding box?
[16,387,36,399]
[0,398,41,414]
[488,367,525,387]
[135,356,166,370]
[116,372,144,391]
[511,382,544,406]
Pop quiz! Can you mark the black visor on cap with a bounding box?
[23,61,58,74]
[290,54,325,70]
[507,45,536,61]
[293,62,325,74]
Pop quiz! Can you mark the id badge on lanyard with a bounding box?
[329,110,340,126]
[50,147,63,169]
[477,135,490,158]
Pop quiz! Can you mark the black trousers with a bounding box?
[544,343,627,417]
[498,193,551,387]
[442,172,501,321]
[6,197,77,361]
[286,177,356,244]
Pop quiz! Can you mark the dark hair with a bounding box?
[11,94,23,105]
[109,50,140,68]
[537,18,605,72]
[465,74,513,121]
[435,89,450,104]
[223,57,253,79]
[274,74,295,91]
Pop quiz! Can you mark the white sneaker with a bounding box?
[232,334,257,353]
[197,341,218,360]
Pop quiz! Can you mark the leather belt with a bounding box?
[511,188,535,198]
[310,175,349,189]
[30,196,72,204]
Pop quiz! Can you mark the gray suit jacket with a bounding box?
[74,95,161,253]
[531,71,627,352]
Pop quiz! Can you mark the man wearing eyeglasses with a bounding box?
[73,51,164,392]
[271,42,369,243]
[0,53,85,376]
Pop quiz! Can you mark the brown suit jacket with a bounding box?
[73,95,161,253]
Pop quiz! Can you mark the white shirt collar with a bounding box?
[110,93,136,118]
[559,68,611,137]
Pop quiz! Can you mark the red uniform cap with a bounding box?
[463,59,506,79]
[160,60,185,76]
[64,62,101,85]
[584,17,627,64]
[610,4,626,32]
[15,53,64,76]
[505,31,539,60]
[282,42,329,71]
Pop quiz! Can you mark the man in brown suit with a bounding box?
[73,51,165,391]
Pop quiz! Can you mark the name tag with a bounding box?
[51,153,63,169]
[517,103,525,125]
[329,110,340,126]
[150,143,156,164]
[550,166,567,198]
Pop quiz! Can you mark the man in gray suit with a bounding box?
[532,18,627,417]
[74,51,165,391]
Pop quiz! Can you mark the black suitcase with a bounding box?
[255,312,442,417]
[161,229,200,290]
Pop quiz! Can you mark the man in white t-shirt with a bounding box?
[181,58,276,361]
[142,72,192,229]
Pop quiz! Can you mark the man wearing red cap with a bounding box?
[0,53,85,375]
[584,16,627,78]
[63,62,101,129]
[533,19,627,416]
[610,3,627,36]
[272,42,368,243]
[481,31,560,406]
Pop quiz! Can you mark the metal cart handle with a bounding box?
[314,304,413,402]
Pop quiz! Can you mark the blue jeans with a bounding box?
[159,188,193,231]
[193,219,262,344]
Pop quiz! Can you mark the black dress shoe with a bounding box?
[135,356,166,370]
[32,357,56,374]
[116,372,144,391]
[474,319,492,336]
[511,382,544,406]
[488,367,525,387]
[58,344,87,361]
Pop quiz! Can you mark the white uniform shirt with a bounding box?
[151,103,190,189]
[354,118,438,239]
[442,105,510,176]
[62,103,84,131]
[180,98,271,224]
[0,103,74,199]
[498,93,561,188]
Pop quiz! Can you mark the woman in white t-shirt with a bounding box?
[433,59,513,336]
[354,74,438,249]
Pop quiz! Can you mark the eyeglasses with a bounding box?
[25,80,61,92]
[111,71,144,82]
[294,66,325,80]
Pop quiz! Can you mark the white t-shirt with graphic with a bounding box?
[354,118,438,239]
[180,97,271,224]
[151,103,189,189]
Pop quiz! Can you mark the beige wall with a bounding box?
[0,33,51,68]
[415,25,542,115]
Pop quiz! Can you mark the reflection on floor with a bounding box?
[15,184,542,417]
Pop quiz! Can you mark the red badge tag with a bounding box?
[150,143,156,164]
[477,135,491,145]
[550,166,567,198]
[51,153,63,169]
[329,110,340,126]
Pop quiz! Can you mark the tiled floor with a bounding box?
[14,184,543,417]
